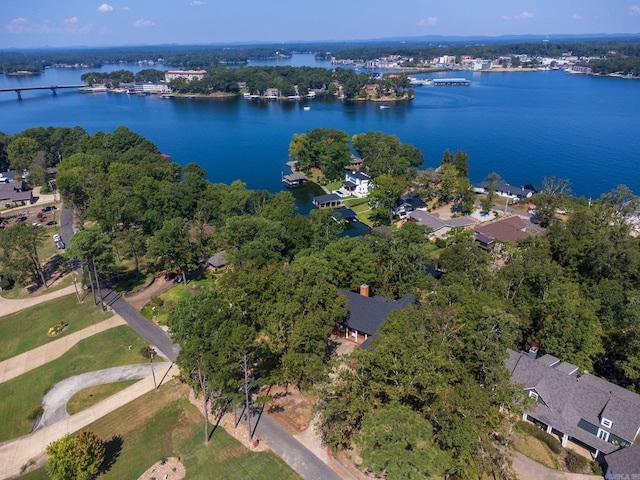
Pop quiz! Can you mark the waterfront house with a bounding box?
[337,285,414,347]
[506,349,640,459]
[312,193,343,209]
[342,171,371,198]
[264,88,279,99]
[474,179,536,200]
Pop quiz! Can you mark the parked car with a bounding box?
[41,206,57,212]
[53,233,61,242]
[15,216,27,222]
[32,222,42,227]
[46,220,57,226]
[55,240,65,249]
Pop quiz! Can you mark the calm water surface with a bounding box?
[0,54,638,198]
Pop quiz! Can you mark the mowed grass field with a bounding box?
[20,381,302,480]
[0,325,152,442]
[0,294,113,362]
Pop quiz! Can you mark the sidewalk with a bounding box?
[0,285,77,318]
[0,364,178,479]
[0,315,126,384]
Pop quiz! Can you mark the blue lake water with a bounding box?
[0,54,639,199]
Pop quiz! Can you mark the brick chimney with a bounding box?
[359,284,370,297]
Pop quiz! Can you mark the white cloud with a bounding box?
[123,6,130,11]
[6,17,27,34]
[630,5,640,15]
[572,13,583,20]
[417,16,437,27]
[190,0,206,5]
[133,18,155,27]
[501,15,510,20]
[516,11,533,19]
[64,16,79,24]
[98,3,114,13]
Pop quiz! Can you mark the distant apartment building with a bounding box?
[164,70,208,82]
[134,82,171,94]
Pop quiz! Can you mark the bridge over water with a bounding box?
[0,84,87,99]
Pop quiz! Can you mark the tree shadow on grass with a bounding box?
[102,435,123,474]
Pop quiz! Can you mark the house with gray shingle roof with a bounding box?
[506,349,640,459]
[337,285,414,348]
[605,442,640,479]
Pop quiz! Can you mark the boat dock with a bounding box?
[282,172,309,186]
[433,78,470,86]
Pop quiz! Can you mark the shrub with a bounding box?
[565,449,588,473]
[28,406,43,422]
[515,421,563,454]
[590,460,603,476]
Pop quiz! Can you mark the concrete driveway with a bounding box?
[35,362,173,429]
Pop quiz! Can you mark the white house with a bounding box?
[342,171,371,198]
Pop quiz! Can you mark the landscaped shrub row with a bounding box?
[515,421,563,454]
[565,448,588,473]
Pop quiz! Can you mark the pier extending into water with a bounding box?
[0,84,87,99]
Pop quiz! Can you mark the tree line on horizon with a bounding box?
[2,37,640,74]
[0,125,639,478]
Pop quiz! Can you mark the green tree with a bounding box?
[46,430,106,480]
[0,223,48,288]
[148,217,199,283]
[481,172,500,213]
[6,136,39,172]
[355,403,448,479]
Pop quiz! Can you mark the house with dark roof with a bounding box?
[506,349,640,459]
[337,284,414,347]
[313,193,343,209]
[207,250,227,269]
[0,182,32,206]
[475,179,537,200]
[475,215,528,244]
[605,442,640,479]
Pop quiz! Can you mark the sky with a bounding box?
[1,0,639,49]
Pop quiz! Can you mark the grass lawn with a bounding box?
[325,180,342,192]
[66,380,140,415]
[512,432,560,470]
[21,381,301,480]
[351,202,373,226]
[0,294,113,362]
[140,277,217,325]
[342,197,369,208]
[0,325,154,442]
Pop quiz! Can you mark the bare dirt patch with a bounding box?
[260,385,315,432]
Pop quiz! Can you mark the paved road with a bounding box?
[242,406,342,480]
[59,203,74,246]
[36,363,173,429]
[102,289,180,362]
[513,452,603,480]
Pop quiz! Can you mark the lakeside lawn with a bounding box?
[21,381,302,480]
[0,325,153,442]
[0,293,113,362]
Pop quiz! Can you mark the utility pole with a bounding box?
[243,351,252,441]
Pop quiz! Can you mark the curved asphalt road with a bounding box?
[35,363,172,429]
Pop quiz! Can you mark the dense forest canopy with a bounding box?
[0,125,639,478]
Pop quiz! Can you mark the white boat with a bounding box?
[379,105,389,109]
[303,106,311,111]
